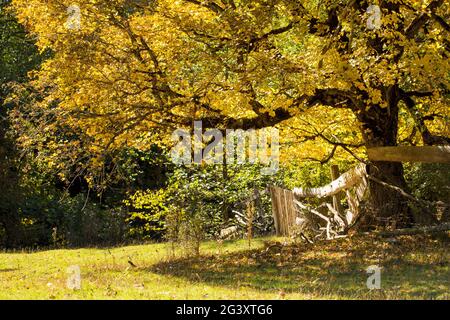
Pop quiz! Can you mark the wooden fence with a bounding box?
[269,146,450,237]
[270,164,368,237]
[269,187,297,236]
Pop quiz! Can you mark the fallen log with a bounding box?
[376,223,450,237]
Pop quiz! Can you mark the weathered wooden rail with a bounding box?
[292,164,367,198]
[367,146,450,163]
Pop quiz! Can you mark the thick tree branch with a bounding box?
[184,0,224,14]
[405,0,444,39]
[431,13,450,32]
[400,90,450,146]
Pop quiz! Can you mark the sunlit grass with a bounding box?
[0,235,448,300]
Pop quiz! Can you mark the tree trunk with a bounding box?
[363,161,413,229]
[356,94,414,229]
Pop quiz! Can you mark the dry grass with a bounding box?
[0,235,448,300]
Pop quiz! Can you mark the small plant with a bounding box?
[165,207,184,259]
[246,201,255,249]
[179,215,203,257]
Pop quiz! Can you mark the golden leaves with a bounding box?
[10,0,450,174]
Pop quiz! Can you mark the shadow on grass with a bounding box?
[0,268,19,273]
[150,236,449,299]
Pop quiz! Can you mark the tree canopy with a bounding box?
[7,0,450,225]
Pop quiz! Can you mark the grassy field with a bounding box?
[0,235,448,300]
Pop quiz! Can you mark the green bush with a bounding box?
[405,163,450,202]
[3,191,128,248]
[124,163,286,246]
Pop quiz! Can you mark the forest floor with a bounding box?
[0,234,448,299]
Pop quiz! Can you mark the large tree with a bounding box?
[11,0,450,227]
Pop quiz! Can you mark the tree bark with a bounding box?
[355,92,414,229]
[364,161,413,229]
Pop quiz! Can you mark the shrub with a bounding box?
[405,163,450,202]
